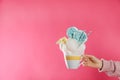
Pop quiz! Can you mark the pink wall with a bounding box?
[0,0,120,80]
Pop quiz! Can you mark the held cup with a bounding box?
[64,55,83,69]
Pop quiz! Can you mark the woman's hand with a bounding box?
[82,55,102,69]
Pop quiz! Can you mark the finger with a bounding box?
[85,55,98,63]
[82,55,91,60]
[82,62,88,66]
[81,60,89,65]
[84,55,96,61]
[85,55,94,58]
[82,55,89,59]
[82,56,88,62]
[81,55,84,58]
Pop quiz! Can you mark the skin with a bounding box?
[82,55,103,69]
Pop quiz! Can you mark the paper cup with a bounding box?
[64,55,82,69]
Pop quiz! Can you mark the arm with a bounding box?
[99,59,120,77]
[82,55,120,77]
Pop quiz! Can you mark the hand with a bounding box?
[82,55,102,69]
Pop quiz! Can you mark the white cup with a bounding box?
[64,55,82,69]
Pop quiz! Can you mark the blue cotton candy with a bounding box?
[73,31,82,41]
[66,27,77,38]
[66,27,87,44]
[79,32,87,42]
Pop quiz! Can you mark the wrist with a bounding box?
[98,60,103,69]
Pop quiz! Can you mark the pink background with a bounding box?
[0,0,120,80]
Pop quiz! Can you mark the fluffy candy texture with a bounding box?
[66,38,80,51]
[59,43,72,55]
[59,38,85,55]
[66,27,87,44]
[66,38,85,55]
[66,27,77,38]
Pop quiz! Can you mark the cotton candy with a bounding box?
[66,27,87,44]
